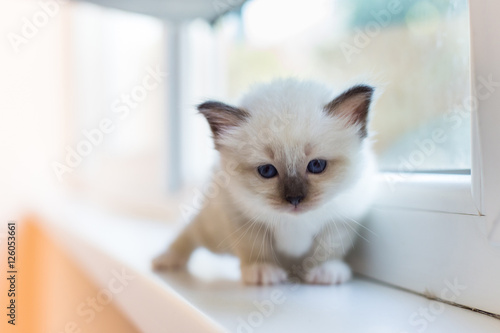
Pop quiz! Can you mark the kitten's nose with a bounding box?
[286,195,304,207]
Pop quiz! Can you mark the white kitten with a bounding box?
[154,78,378,285]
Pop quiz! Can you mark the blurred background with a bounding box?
[0,0,471,222]
[0,0,470,331]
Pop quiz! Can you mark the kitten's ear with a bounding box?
[324,85,374,138]
[198,101,249,138]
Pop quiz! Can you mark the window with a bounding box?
[210,0,471,173]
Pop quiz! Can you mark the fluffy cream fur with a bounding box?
[153,78,378,285]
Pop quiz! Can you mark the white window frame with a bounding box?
[349,0,500,316]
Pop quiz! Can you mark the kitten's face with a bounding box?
[199,80,373,216]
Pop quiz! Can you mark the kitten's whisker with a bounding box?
[256,223,266,263]
[227,214,262,250]
[332,219,346,255]
[259,226,270,264]
[320,221,334,259]
[269,218,281,265]
[335,211,377,237]
[334,212,371,244]
[250,220,265,262]
[337,215,355,249]
[326,221,336,254]
[343,221,371,243]
[331,212,354,249]
[216,216,255,249]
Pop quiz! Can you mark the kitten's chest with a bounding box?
[273,222,322,258]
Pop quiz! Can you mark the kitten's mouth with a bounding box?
[280,198,321,214]
[272,198,319,214]
[274,203,307,214]
[285,204,308,214]
[290,206,304,214]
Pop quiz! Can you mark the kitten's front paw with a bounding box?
[304,260,352,285]
[152,251,188,271]
[241,263,287,285]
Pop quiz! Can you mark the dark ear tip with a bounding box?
[348,84,374,97]
[197,100,219,112]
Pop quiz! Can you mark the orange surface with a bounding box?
[0,216,140,333]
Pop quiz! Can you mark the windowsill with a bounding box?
[36,199,500,333]
[376,172,479,215]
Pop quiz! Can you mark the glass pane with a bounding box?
[214,0,471,173]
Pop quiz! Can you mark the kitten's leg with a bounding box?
[232,224,287,285]
[240,262,288,285]
[302,220,355,284]
[152,222,199,270]
[153,200,230,270]
[304,260,352,285]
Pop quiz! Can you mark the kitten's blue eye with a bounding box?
[307,159,327,174]
[257,164,278,178]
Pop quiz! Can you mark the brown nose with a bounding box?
[282,175,308,207]
[285,195,304,207]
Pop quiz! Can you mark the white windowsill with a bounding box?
[36,199,500,333]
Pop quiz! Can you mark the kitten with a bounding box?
[153,78,377,285]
